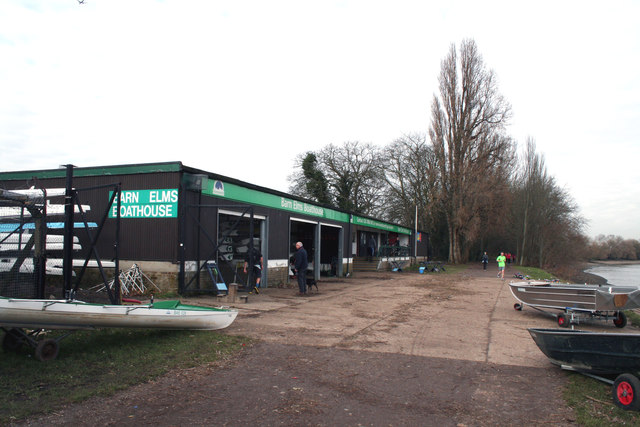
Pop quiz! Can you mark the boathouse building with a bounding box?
[0,162,429,296]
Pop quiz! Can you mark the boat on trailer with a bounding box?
[509,281,640,328]
[528,328,640,410]
[0,297,238,361]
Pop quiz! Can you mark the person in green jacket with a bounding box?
[496,252,506,279]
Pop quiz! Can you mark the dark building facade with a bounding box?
[0,162,430,295]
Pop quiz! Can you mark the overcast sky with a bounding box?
[1,0,639,239]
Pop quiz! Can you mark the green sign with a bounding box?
[203,180,411,234]
[109,189,178,218]
[204,180,350,222]
[351,215,412,235]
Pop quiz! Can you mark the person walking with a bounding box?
[496,252,506,279]
[482,252,489,270]
[293,241,309,296]
[243,244,263,294]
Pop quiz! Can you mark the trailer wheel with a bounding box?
[557,313,569,327]
[614,312,627,328]
[2,328,24,352]
[613,374,640,411]
[35,339,59,362]
[514,303,522,311]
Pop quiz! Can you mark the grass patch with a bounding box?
[509,265,557,281]
[625,310,640,328]
[0,328,248,424]
[440,263,467,275]
[407,261,464,274]
[564,371,640,425]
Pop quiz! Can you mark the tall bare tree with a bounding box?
[511,138,585,267]
[429,39,514,263]
[514,138,546,265]
[380,133,437,229]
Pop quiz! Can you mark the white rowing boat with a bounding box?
[0,242,81,251]
[0,297,238,331]
[0,258,116,275]
[0,233,79,244]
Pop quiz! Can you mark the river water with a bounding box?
[584,263,640,287]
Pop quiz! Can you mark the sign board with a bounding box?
[109,189,178,218]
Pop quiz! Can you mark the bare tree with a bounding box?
[429,39,514,263]
[289,142,384,215]
[317,141,384,215]
[511,138,585,267]
[380,133,437,229]
[589,235,640,260]
[513,138,547,265]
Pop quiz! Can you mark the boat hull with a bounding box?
[0,297,238,331]
[528,328,640,374]
[509,281,640,312]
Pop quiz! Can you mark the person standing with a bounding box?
[482,252,489,270]
[496,252,506,279]
[243,244,263,294]
[367,235,376,262]
[294,241,308,296]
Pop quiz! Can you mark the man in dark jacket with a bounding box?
[294,241,308,295]
[243,245,263,294]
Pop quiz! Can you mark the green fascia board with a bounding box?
[204,180,411,234]
[351,215,412,235]
[205,180,349,222]
[0,162,183,181]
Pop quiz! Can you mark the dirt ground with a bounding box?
[21,264,583,426]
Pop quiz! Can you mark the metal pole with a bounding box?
[114,184,121,303]
[414,205,418,261]
[62,164,74,299]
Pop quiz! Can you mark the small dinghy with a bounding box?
[529,328,640,410]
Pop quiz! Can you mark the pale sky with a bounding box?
[1,0,639,239]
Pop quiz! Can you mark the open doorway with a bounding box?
[320,224,341,277]
[218,211,265,290]
[358,230,378,258]
[289,219,316,282]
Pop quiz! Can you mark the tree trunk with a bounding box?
[519,203,528,265]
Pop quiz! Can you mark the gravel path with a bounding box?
[21,264,577,426]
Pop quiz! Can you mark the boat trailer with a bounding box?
[1,326,74,361]
[513,302,628,328]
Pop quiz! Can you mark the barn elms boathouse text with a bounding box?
[109,189,179,218]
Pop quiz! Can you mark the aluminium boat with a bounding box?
[510,281,640,312]
[509,281,640,327]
